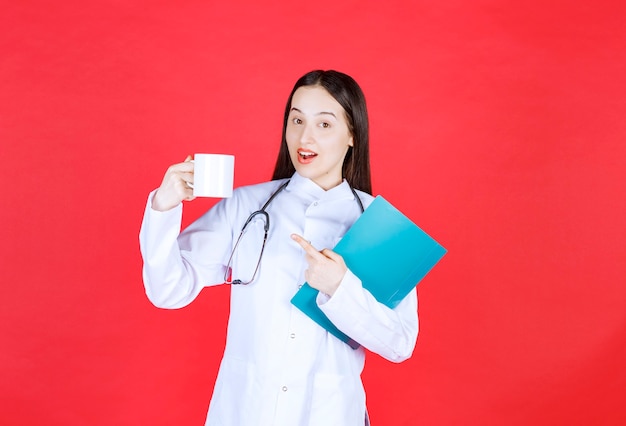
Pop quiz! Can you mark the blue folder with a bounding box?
[290,195,447,349]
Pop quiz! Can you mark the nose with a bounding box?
[299,123,315,144]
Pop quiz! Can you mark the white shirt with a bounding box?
[139,172,419,426]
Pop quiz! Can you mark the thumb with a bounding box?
[321,248,344,263]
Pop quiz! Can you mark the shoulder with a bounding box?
[353,189,375,210]
[197,178,289,227]
[233,178,289,197]
[226,178,290,208]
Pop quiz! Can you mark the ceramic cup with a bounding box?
[191,154,234,198]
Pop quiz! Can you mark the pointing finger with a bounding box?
[291,234,323,258]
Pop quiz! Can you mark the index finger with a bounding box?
[291,234,323,258]
[172,156,195,172]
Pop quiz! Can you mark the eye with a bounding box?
[292,117,303,125]
[319,122,330,128]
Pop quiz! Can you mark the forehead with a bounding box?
[290,85,345,116]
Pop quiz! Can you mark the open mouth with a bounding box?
[297,149,318,163]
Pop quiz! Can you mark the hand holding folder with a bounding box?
[290,195,447,349]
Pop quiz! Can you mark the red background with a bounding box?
[1,1,625,425]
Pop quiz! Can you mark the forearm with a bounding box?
[318,270,419,362]
[139,192,202,308]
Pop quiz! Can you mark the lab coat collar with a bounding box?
[286,172,356,203]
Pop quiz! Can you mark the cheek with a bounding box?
[285,127,298,147]
[332,134,353,155]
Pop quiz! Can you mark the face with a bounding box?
[285,86,353,190]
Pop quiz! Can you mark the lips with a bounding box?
[297,148,317,164]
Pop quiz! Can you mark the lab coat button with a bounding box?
[313,201,318,206]
[290,333,296,339]
[282,386,288,392]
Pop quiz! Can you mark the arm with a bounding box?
[139,156,233,309]
[139,191,232,309]
[290,234,418,362]
[318,271,418,363]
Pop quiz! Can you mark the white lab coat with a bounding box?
[139,172,419,426]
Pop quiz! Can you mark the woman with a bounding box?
[139,70,419,426]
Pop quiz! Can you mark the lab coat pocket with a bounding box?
[212,356,259,425]
[308,372,362,426]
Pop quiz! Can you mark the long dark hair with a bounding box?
[271,70,372,194]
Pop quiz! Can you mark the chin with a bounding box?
[292,163,311,176]
[291,165,314,179]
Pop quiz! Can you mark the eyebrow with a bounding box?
[290,107,337,118]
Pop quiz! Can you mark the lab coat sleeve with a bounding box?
[317,269,419,362]
[139,190,233,309]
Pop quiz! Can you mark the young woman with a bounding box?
[139,70,418,426]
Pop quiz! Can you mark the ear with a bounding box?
[348,135,354,147]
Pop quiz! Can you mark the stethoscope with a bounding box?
[224,180,365,284]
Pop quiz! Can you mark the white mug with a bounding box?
[192,154,234,198]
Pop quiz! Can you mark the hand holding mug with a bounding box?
[152,156,195,211]
[152,154,235,212]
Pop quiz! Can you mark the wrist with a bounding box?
[151,190,177,212]
[324,274,344,297]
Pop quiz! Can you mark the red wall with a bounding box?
[1,1,625,424]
